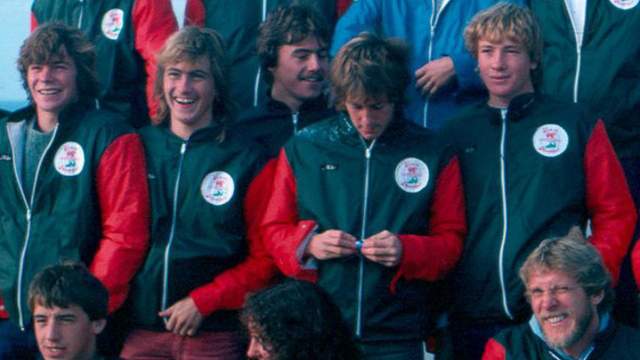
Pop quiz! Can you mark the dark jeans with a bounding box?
[357,339,426,360]
[0,319,37,360]
[614,157,640,328]
[449,320,515,360]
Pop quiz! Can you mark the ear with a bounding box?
[590,289,605,306]
[91,319,107,335]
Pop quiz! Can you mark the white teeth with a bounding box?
[175,97,195,105]
[546,315,566,324]
[38,89,60,95]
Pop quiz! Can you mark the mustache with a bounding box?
[298,72,325,82]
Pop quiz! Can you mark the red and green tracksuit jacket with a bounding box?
[483,316,640,359]
[443,93,636,325]
[127,124,276,331]
[0,100,149,328]
[31,0,178,125]
[261,114,466,342]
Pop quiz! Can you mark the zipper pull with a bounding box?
[180,142,187,155]
[26,209,31,221]
[292,112,299,133]
[365,147,371,159]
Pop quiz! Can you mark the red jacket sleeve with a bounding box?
[30,12,38,31]
[189,160,279,315]
[585,120,637,284]
[482,338,506,360]
[260,150,318,281]
[90,133,150,313]
[184,0,205,26]
[632,238,640,289]
[391,156,466,291]
[132,0,178,118]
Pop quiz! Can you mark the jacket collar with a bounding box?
[484,92,537,125]
[159,121,226,144]
[338,110,410,146]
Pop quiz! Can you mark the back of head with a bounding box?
[153,26,231,126]
[519,227,614,314]
[28,262,108,321]
[257,4,331,86]
[330,32,409,113]
[242,280,359,359]
[464,2,543,66]
[18,22,99,103]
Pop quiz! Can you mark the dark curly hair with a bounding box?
[257,3,330,86]
[242,280,360,360]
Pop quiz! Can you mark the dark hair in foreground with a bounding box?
[28,262,108,321]
[18,22,100,103]
[242,280,360,360]
[257,4,331,86]
[154,26,232,128]
[330,32,409,113]
[520,227,614,314]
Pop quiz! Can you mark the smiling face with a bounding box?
[33,304,105,360]
[163,56,215,139]
[345,95,395,141]
[477,38,536,108]
[27,46,78,120]
[527,269,602,355]
[269,36,328,112]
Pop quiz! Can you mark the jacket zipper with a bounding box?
[161,142,187,317]
[498,111,513,320]
[355,139,376,338]
[77,0,85,29]
[292,112,299,133]
[423,0,451,127]
[9,123,59,330]
[253,0,269,107]
[562,0,582,102]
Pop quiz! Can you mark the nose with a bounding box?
[539,291,559,310]
[44,322,61,342]
[39,65,53,81]
[306,53,325,73]
[176,75,193,92]
[246,338,261,359]
[490,51,506,70]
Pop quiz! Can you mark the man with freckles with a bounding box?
[483,228,640,359]
[262,32,466,359]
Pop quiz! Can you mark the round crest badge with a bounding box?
[201,171,235,206]
[101,9,125,40]
[532,124,569,158]
[395,158,429,193]
[609,0,638,10]
[54,142,85,176]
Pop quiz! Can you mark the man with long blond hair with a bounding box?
[121,26,276,360]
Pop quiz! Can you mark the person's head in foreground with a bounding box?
[154,26,231,138]
[29,262,108,360]
[464,3,543,108]
[519,227,613,358]
[330,32,410,141]
[18,22,99,120]
[258,4,331,112]
[242,280,360,360]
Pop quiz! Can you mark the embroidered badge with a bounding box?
[532,124,569,157]
[395,157,429,193]
[101,9,124,40]
[54,142,85,176]
[609,0,638,10]
[201,171,235,206]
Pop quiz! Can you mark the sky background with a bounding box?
[0,0,186,111]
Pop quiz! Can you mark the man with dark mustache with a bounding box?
[236,4,334,158]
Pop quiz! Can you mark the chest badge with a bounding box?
[54,142,85,176]
[395,157,429,193]
[532,124,569,157]
[101,8,125,40]
[201,171,235,206]
[609,0,638,10]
